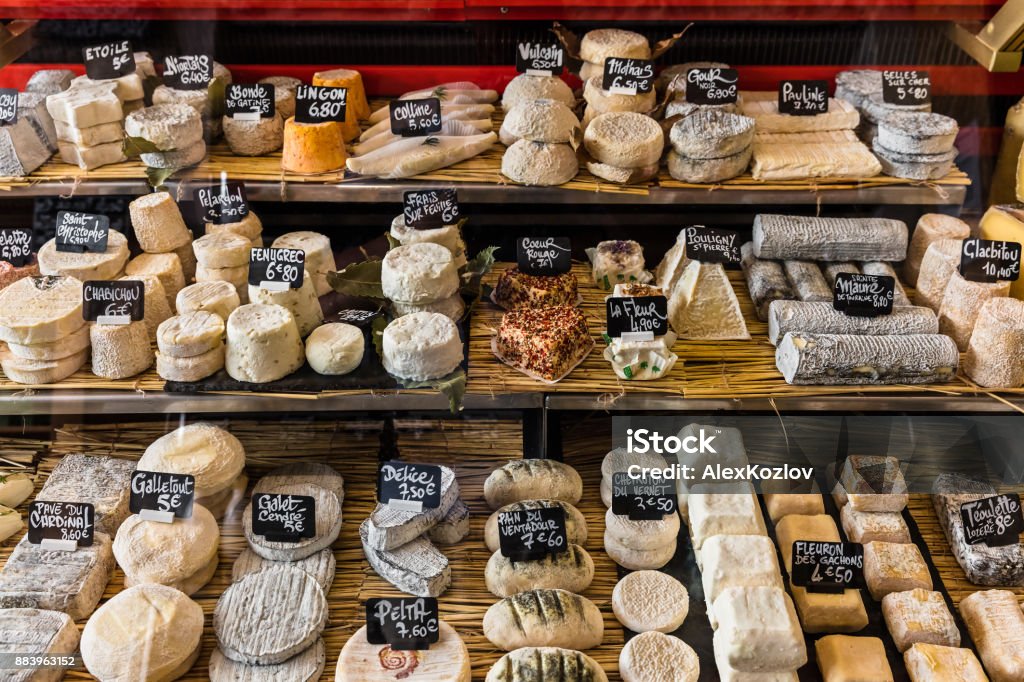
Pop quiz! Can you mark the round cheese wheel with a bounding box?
[612,570,689,633]
[157,311,225,358]
[583,76,656,114]
[5,321,89,361]
[580,28,650,63]
[389,215,466,264]
[620,631,699,682]
[258,76,301,119]
[176,281,241,320]
[193,231,252,269]
[196,263,248,288]
[381,311,463,381]
[125,102,203,151]
[585,160,659,185]
[232,547,336,593]
[120,274,172,344]
[248,269,324,338]
[205,210,264,241]
[89,320,154,380]
[585,112,663,168]
[81,584,204,682]
[210,638,325,682]
[499,99,581,146]
[225,303,304,383]
[668,108,755,160]
[667,146,751,184]
[336,621,470,682]
[38,229,129,282]
[0,347,87,385]
[502,74,575,111]
[157,343,225,382]
[305,323,364,375]
[0,275,84,345]
[243,483,341,562]
[129,191,192,253]
[501,140,579,186]
[113,504,219,593]
[381,243,459,305]
[224,113,285,157]
[140,138,206,169]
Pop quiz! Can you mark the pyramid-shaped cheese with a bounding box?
[668,260,749,340]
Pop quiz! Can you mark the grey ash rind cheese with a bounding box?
[753,214,909,262]
[669,109,754,160]
[124,102,203,152]
[365,464,459,551]
[861,92,930,125]
[243,483,341,562]
[427,498,471,545]
[34,454,135,535]
[860,261,911,306]
[0,608,80,682]
[666,146,751,184]
[214,565,328,666]
[932,474,1024,586]
[872,138,957,181]
[0,533,115,621]
[768,301,938,346]
[232,547,336,594]
[486,647,608,682]
[741,241,794,322]
[209,638,325,682]
[17,92,58,153]
[140,138,207,169]
[254,462,344,506]
[822,262,859,287]
[776,332,959,385]
[834,69,882,109]
[877,111,958,155]
[359,519,451,597]
[783,260,832,302]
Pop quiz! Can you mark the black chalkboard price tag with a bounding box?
[833,273,895,317]
[334,309,383,327]
[498,506,568,561]
[250,492,316,542]
[0,228,32,267]
[129,470,196,523]
[28,501,94,549]
[684,225,740,264]
[0,89,18,125]
[882,70,931,105]
[163,55,214,91]
[55,211,109,254]
[295,84,347,124]
[366,598,440,651]
[403,189,459,230]
[194,182,249,225]
[248,247,305,291]
[791,540,864,593]
[611,471,676,520]
[959,238,1022,283]
[602,58,655,95]
[225,83,275,120]
[686,67,739,105]
[378,461,442,512]
[517,237,571,276]
[82,41,135,80]
[778,80,829,116]
[606,296,669,339]
[516,42,564,76]
[83,280,144,325]
[960,493,1024,547]
[390,97,442,137]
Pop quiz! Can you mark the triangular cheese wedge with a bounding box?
[654,229,688,292]
[668,261,750,339]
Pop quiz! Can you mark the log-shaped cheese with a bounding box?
[768,300,938,345]
[281,117,347,174]
[753,214,908,261]
[784,260,832,302]
[741,241,793,321]
[776,332,959,385]
[860,260,911,306]
[964,297,1024,387]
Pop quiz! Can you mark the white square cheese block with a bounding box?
[55,119,124,147]
[712,586,807,673]
[688,490,766,550]
[71,72,144,102]
[57,140,125,170]
[702,534,784,628]
[46,83,123,127]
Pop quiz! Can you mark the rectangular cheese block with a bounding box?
[980,205,1024,299]
[16,91,58,153]
[863,541,932,600]
[702,535,784,621]
[751,138,882,181]
[57,140,125,170]
[756,129,859,144]
[904,643,988,682]
[70,72,144,102]
[814,635,894,682]
[689,491,766,550]
[712,586,807,672]
[45,83,123,127]
[882,589,960,653]
[0,533,114,621]
[713,636,799,682]
[932,474,1024,586]
[763,492,825,524]
[740,91,861,133]
[54,119,124,147]
[0,119,51,177]
[0,608,80,682]
[754,215,908,262]
[959,589,1024,682]
[775,513,841,574]
[839,456,909,509]
[675,424,749,513]
[34,454,135,535]
[840,505,911,544]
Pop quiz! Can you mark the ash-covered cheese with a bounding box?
[365,464,458,551]
[35,453,135,534]
[495,306,593,383]
[768,300,938,346]
[210,638,325,682]
[877,111,958,155]
[873,138,957,181]
[669,108,755,160]
[27,69,75,96]
[248,269,324,337]
[225,303,304,383]
[753,214,908,261]
[499,99,580,145]
[667,146,751,183]
[124,102,203,151]
[139,138,206,169]
[493,267,579,310]
[258,76,301,119]
[0,608,80,682]
[502,73,575,111]
[502,139,578,186]
[777,332,958,385]
[89,320,154,379]
[0,275,83,344]
[16,91,58,153]
[382,311,462,381]
[176,280,241,319]
[382,243,459,305]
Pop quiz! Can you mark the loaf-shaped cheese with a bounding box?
[741,241,793,322]
[904,643,988,682]
[768,300,938,345]
[485,499,587,553]
[485,545,594,598]
[881,588,959,653]
[753,214,908,262]
[484,589,603,651]
[486,647,608,682]
[959,589,1024,682]
[484,459,583,509]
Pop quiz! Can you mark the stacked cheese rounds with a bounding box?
[125,102,205,170]
[382,242,463,319]
[389,214,468,271]
[578,28,651,83]
[381,311,463,381]
[196,207,264,304]
[47,81,129,171]
[129,191,197,282]
[81,584,203,681]
[584,111,663,184]
[225,303,305,383]
[502,73,575,111]
[667,108,755,183]
[0,275,89,384]
[38,227,129,281]
[248,269,324,338]
[599,447,667,507]
[272,231,335,296]
[582,73,656,132]
[258,75,301,119]
[140,423,247,518]
[156,311,227,382]
[176,280,241,320]
[501,99,581,186]
[873,111,959,180]
[152,60,232,139]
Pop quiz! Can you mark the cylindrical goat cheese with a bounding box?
[381,243,460,305]
[382,311,463,381]
[224,303,304,383]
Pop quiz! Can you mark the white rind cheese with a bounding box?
[0,347,87,385]
[768,300,938,345]
[381,311,463,381]
[938,272,1010,350]
[38,230,129,282]
[502,73,575,111]
[501,139,579,186]
[964,297,1024,388]
[55,119,123,147]
[129,191,192,253]
[583,76,656,114]
[225,303,305,383]
[390,215,466,263]
[485,544,595,597]
[113,504,219,593]
[206,210,263,241]
[486,647,607,682]
[669,260,749,339]
[140,138,206,169]
[620,631,699,682]
[140,422,245,498]
[224,113,285,157]
[500,99,580,145]
[305,323,364,375]
[157,311,225,358]
[337,621,470,682]
[360,520,451,597]
[915,238,962,311]
[120,273,173,341]
[243,482,341,562]
[56,139,126,170]
[124,102,203,151]
[45,82,122,127]
[584,111,663,168]
[89,320,154,380]
[753,214,908,261]
[176,280,241,319]
[271,231,335,297]
[125,252,185,308]
[0,275,84,344]
[905,214,970,286]
[248,270,324,337]
[392,293,466,321]
[71,72,144,102]
[156,344,224,381]
[712,586,806,673]
[612,569,690,634]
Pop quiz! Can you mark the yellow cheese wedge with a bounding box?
[282,117,347,174]
[979,204,1024,299]
[312,68,367,139]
